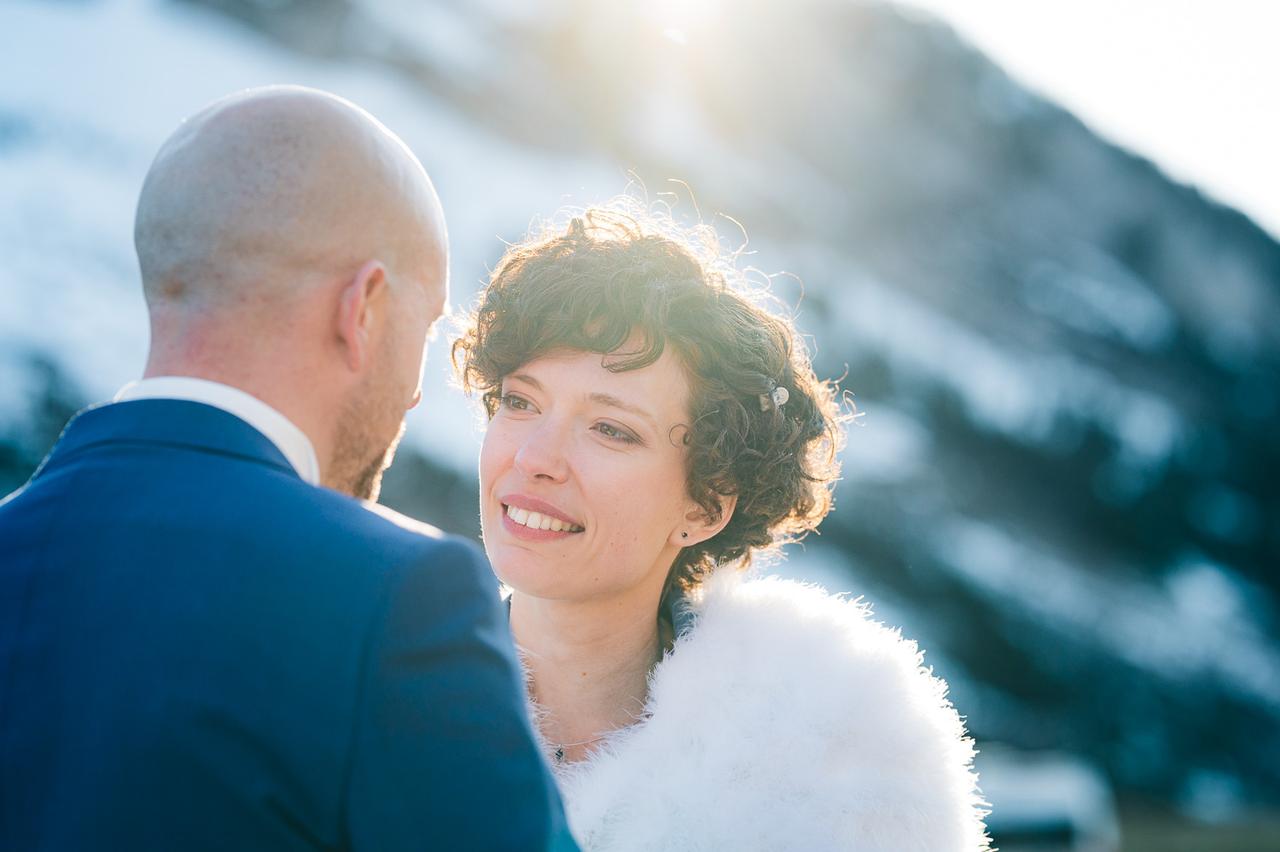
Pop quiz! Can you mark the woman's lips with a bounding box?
[500,505,583,541]
[500,494,583,527]
[498,494,584,542]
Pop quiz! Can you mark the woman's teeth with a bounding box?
[506,504,583,533]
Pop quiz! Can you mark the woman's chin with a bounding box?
[493,562,622,605]
[489,554,572,600]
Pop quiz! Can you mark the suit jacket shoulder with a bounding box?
[0,399,574,852]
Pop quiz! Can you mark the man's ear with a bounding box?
[336,260,388,372]
[670,493,739,547]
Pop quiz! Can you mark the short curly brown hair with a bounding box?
[452,205,846,592]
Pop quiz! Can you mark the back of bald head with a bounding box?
[135,86,446,315]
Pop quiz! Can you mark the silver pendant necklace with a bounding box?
[548,711,654,764]
[551,734,609,764]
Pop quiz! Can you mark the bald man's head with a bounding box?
[134,85,446,312]
[134,87,450,499]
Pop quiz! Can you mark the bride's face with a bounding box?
[479,347,699,603]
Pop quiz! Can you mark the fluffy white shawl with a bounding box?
[545,570,991,851]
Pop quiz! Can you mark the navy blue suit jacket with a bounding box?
[0,399,576,851]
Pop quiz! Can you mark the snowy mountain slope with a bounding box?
[3,0,1278,816]
[0,0,621,465]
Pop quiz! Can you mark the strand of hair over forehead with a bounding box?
[497,198,833,425]
[506,203,810,397]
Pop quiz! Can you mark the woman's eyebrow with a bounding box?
[587,392,658,430]
[507,373,542,389]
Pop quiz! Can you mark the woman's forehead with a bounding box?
[511,347,691,417]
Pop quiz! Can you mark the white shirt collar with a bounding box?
[113,377,321,486]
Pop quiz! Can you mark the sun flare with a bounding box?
[643,0,724,45]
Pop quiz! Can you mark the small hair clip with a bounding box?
[759,384,789,412]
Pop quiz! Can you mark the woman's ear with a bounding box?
[335,259,388,372]
[670,493,738,547]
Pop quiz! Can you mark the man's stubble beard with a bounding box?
[351,421,405,502]
[326,386,408,502]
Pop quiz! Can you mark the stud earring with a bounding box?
[681,531,688,539]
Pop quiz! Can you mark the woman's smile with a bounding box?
[479,346,697,600]
[500,494,586,540]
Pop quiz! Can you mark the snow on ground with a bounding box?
[1020,246,1177,351]
[820,260,1186,473]
[934,514,1280,709]
[0,0,623,467]
[837,403,932,482]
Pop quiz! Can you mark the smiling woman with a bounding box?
[454,209,843,597]
[451,204,990,851]
[481,344,707,607]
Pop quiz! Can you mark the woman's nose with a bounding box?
[513,421,570,482]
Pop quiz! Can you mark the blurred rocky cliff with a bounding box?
[3,0,1277,823]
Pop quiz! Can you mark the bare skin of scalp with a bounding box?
[135,85,444,315]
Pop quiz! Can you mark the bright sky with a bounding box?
[897,0,1280,240]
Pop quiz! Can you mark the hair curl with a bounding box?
[452,204,846,593]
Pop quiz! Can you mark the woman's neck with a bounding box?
[510,588,663,763]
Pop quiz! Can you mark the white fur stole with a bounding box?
[547,571,991,851]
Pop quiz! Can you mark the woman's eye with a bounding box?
[500,392,532,412]
[594,421,639,444]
